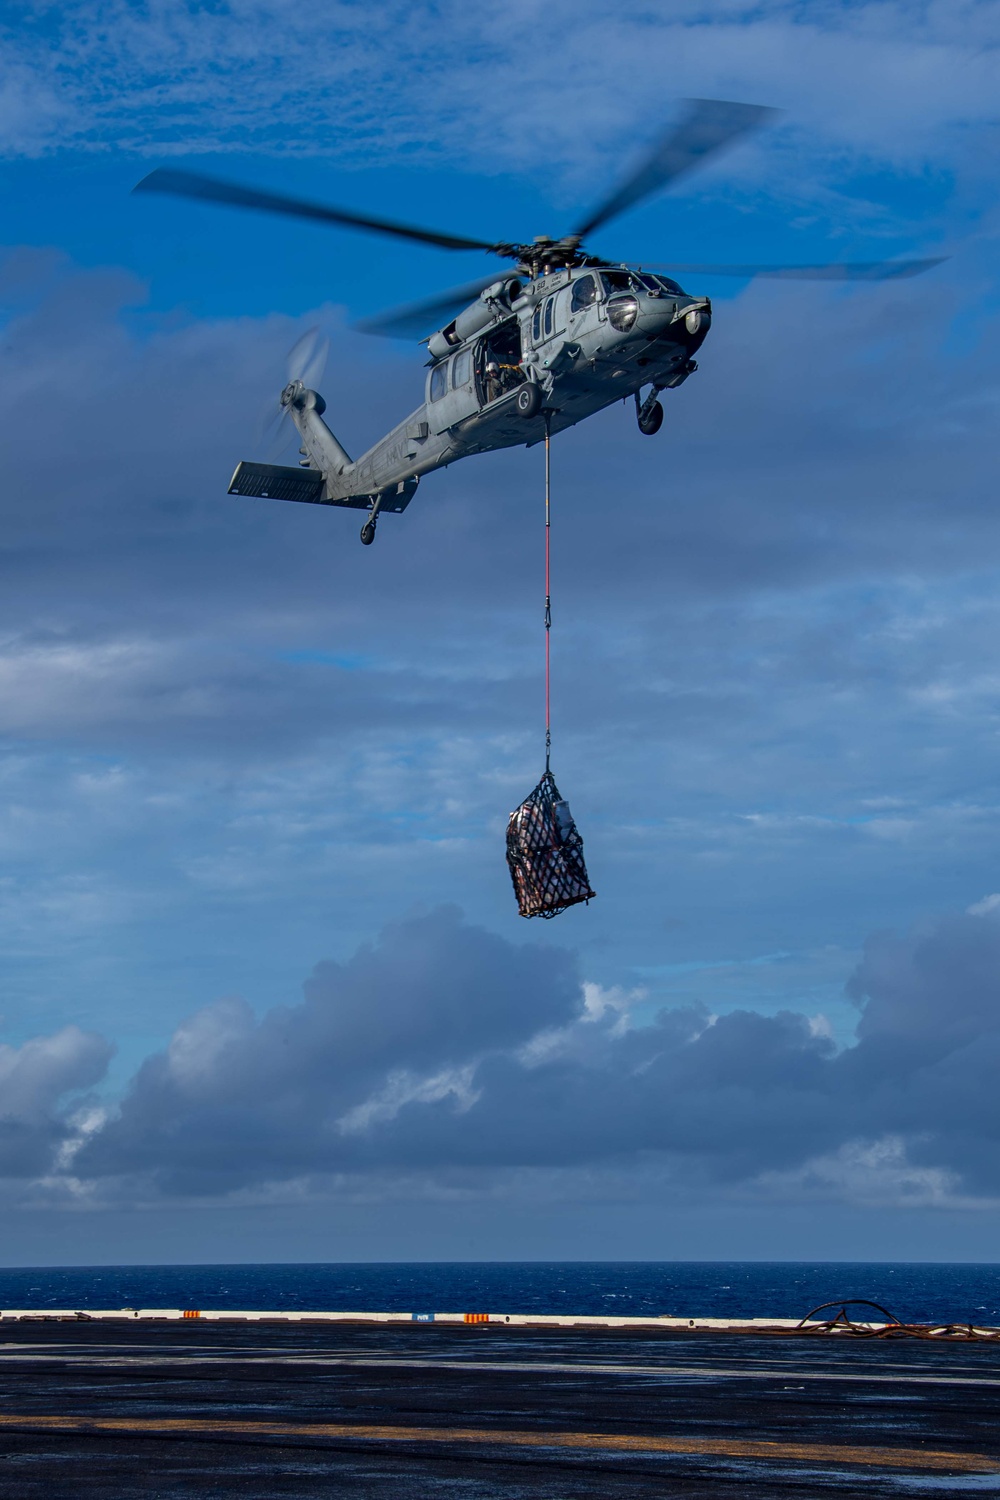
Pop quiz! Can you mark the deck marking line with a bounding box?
[4,1351,1000,1390]
[0,1414,995,1472]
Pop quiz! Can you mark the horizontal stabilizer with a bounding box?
[228,462,326,505]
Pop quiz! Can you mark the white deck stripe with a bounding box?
[1,1349,998,1388]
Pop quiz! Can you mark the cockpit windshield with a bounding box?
[600,269,684,298]
[636,272,684,295]
[600,270,633,295]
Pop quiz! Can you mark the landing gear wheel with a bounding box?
[360,520,376,545]
[638,400,663,436]
[516,382,543,418]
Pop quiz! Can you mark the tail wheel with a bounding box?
[638,400,663,435]
[360,521,376,545]
[516,382,543,418]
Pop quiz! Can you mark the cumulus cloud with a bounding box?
[75,907,581,1195]
[0,1025,112,1178]
[842,905,1000,1195]
[55,899,1000,1210]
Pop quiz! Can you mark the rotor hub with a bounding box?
[280,380,326,416]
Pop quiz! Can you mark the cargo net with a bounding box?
[506,770,596,919]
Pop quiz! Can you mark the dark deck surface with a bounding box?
[1,1319,999,1497]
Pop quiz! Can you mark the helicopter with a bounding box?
[135,99,943,545]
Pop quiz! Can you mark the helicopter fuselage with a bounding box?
[230,264,711,532]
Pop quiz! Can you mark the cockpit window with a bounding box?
[570,274,598,313]
[600,270,632,294]
[636,272,684,295]
[429,362,448,401]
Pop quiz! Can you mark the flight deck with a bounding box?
[1,1312,998,1497]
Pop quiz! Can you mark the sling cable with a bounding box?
[505,416,596,918]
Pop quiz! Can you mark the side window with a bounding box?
[532,305,542,343]
[570,274,598,314]
[429,362,448,401]
[452,348,472,386]
[543,296,554,338]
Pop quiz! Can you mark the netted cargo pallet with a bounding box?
[506,770,595,918]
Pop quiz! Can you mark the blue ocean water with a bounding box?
[0,1262,998,1323]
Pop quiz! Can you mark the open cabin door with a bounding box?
[476,319,525,407]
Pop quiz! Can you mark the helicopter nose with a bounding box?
[681,299,711,337]
[639,294,712,348]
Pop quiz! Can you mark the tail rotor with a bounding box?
[257,326,330,460]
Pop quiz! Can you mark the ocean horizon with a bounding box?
[0,1260,997,1324]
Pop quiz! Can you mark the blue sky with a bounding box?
[2,0,1000,1266]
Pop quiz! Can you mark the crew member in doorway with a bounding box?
[485,361,502,403]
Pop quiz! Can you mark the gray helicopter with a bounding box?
[135,100,942,545]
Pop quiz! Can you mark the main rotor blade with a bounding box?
[572,98,778,241]
[640,257,946,280]
[133,169,499,253]
[356,275,503,339]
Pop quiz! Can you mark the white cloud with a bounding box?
[336,1063,480,1136]
[763,1135,987,1210]
[0,1026,111,1124]
[967,893,1000,916]
[2,0,999,215]
[167,997,252,1085]
[580,981,641,1025]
